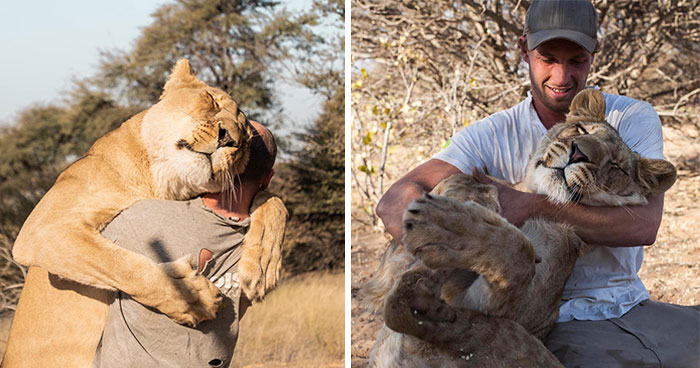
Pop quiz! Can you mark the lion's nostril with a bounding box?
[218,128,237,147]
[569,142,589,164]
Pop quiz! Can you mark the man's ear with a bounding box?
[519,35,530,63]
[260,169,274,191]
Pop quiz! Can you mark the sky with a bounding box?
[0,0,324,130]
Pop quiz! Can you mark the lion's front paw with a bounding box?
[238,255,269,302]
[152,256,223,327]
[238,193,286,302]
[402,193,508,269]
[384,269,455,338]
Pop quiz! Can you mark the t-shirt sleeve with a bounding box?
[615,101,664,160]
[433,119,493,174]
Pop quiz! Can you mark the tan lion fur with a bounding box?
[362,89,677,367]
[3,59,287,367]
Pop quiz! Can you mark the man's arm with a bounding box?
[377,159,461,241]
[543,193,664,247]
[474,169,664,247]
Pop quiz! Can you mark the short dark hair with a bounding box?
[240,124,276,183]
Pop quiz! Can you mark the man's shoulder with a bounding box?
[126,197,201,213]
[600,91,658,128]
[601,92,653,114]
[447,96,539,147]
[467,97,533,131]
[488,97,532,121]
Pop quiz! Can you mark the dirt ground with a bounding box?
[350,126,700,366]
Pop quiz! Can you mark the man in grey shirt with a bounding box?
[92,121,279,368]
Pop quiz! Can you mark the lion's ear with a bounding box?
[568,88,606,122]
[637,157,677,195]
[160,59,207,100]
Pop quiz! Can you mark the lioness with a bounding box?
[362,89,677,367]
[3,59,286,367]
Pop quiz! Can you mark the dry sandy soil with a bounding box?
[350,126,700,366]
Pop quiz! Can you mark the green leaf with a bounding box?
[358,164,375,174]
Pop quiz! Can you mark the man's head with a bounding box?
[521,0,598,114]
[240,121,277,191]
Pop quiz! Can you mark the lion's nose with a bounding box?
[569,142,589,164]
[218,127,238,148]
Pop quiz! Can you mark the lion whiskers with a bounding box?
[218,168,244,209]
[588,181,639,219]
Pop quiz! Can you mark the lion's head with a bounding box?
[526,88,676,206]
[140,59,252,199]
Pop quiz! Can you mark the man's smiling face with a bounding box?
[523,38,594,114]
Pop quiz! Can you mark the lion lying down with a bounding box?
[362,89,677,367]
[3,59,286,367]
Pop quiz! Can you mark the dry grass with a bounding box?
[0,272,344,366]
[233,271,344,368]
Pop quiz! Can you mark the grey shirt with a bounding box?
[92,197,249,368]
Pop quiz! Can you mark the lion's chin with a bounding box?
[148,147,219,199]
[528,167,572,205]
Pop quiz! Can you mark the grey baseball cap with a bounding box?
[525,0,598,54]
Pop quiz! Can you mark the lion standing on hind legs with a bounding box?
[362,89,677,367]
[2,59,286,367]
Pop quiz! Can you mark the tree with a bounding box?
[271,0,345,274]
[292,0,345,100]
[275,86,345,274]
[96,0,318,126]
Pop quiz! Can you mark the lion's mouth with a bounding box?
[176,139,213,157]
[555,169,584,203]
[537,160,585,203]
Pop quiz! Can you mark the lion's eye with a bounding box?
[576,124,589,135]
[611,162,628,176]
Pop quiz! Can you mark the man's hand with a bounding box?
[472,168,535,227]
[377,159,461,241]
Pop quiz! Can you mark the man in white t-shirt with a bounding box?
[376,1,699,366]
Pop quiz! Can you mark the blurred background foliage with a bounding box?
[0,0,344,313]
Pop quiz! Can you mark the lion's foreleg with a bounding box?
[384,269,563,367]
[237,191,288,301]
[12,184,221,326]
[360,241,418,314]
[401,193,536,318]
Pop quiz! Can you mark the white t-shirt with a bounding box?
[434,90,664,322]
